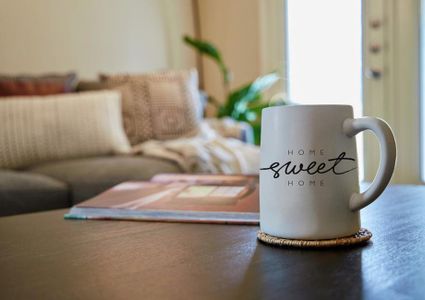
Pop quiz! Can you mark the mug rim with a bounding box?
[263,104,353,112]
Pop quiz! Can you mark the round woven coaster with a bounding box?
[257,228,372,248]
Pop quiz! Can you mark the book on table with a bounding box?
[65,174,259,225]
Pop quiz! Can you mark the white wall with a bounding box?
[0,0,196,79]
[0,0,268,111]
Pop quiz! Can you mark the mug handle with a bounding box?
[343,117,397,211]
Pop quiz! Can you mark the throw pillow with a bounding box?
[0,73,78,96]
[0,91,131,169]
[100,69,201,145]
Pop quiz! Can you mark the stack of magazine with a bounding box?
[65,174,259,225]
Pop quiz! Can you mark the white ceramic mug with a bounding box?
[259,105,396,240]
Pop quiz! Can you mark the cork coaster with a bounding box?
[257,228,372,248]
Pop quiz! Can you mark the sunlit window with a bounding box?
[286,0,363,179]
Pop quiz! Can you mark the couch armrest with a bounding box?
[204,117,254,144]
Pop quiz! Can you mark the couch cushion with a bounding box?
[0,170,69,217]
[28,156,182,204]
[0,91,131,169]
[77,80,207,121]
[100,69,201,145]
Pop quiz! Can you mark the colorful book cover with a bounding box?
[65,174,259,225]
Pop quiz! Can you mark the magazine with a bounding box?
[65,174,259,225]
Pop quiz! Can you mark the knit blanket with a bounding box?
[131,121,260,174]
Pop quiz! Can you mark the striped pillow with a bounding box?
[0,91,131,169]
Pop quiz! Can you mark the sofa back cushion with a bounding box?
[0,91,131,169]
[100,69,201,145]
[0,73,78,96]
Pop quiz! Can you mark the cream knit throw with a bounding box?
[132,121,260,174]
[0,91,131,169]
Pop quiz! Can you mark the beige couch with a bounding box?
[0,80,253,217]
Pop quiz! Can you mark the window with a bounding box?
[286,0,363,178]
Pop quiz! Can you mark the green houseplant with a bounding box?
[183,35,284,145]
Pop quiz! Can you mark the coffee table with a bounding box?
[1,185,424,299]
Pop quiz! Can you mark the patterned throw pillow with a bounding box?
[0,91,131,169]
[0,73,78,96]
[100,69,201,145]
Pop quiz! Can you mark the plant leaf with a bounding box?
[244,73,280,99]
[183,35,222,62]
[219,72,279,118]
[183,35,231,84]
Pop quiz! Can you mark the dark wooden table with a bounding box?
[1,185,424,299]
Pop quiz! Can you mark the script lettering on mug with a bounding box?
[260,149,356,188]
